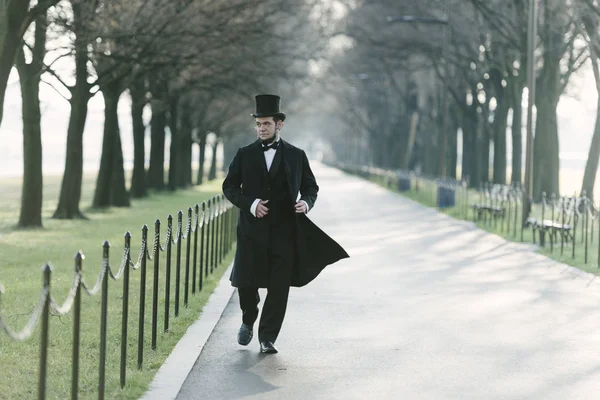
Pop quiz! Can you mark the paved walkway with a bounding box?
[145,162,600,399]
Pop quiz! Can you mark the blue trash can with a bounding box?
[436,181,456,208]
[397,175,411,191]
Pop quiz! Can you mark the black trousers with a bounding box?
[238,217,295,343]
[238,284,290,343]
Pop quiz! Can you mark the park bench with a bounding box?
[471,183,507,223]
[526,194,576,247]
[472,204,505,220]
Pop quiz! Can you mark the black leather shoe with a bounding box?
[237,324,253,346]
[260,341,278,354]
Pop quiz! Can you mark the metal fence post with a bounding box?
[223,201,229,257]
[151,220,160,350]
[561,199,566,255]
[220,195,226,263]
[216,196,222,266]
[206,199,211,276]
[512,190,517,235]
[581,193,587,245]
[184,208,192,307]
[210,196,217,274]
[72,252,84,399]
[550,194,556,252]
[98,241,110,400]
[138,225,149,369]
[585,196,589,264]
[199,202,206,290]
[192,204,199,295]
[164,215,173,332]
[39,264,52,400]
[175,212,182,317]
[572,196,577,260]
[120,234,131,388]
[597,204,600,267]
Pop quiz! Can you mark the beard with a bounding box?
[259,130,278,145]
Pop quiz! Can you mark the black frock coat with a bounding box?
[222,139,349,288]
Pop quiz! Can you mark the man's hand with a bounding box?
[295,201,307,214]
[256,200,269,218]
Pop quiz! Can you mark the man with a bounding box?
[222,94,349,354]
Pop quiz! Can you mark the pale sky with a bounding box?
[2,0,600,191]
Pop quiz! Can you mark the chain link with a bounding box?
[109,250,127,280]
[161,225,172,251]
[208,206,213,223]
[81,259,107,296]
[49,273,81,316]
[130,240,146,271]
[172,216,183,245]
[197,210,204,230]
[181,214,192,240]
[147,233,157,261]
[0,287,49,341]
[190,208,199,234]
[78,243,131,296]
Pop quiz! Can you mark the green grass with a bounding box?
[0,173,234,399]
[367,173,600,276]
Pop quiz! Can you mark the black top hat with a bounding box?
[251,94,286,121]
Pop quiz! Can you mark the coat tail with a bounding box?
[292,215,349,287]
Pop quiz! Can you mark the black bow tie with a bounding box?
[262,141,279,152]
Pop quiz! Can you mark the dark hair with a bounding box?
[255,115,284,124]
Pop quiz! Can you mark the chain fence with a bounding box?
[0,194,238,400]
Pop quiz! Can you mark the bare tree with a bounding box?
[532,0,586,198]
[0,0,59,128]
[14,10,48,227]
[578,0,600,198]
[327,0,490,184]
[129,74,148,198]
[51,0,99,219]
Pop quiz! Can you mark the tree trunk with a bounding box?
[580,16,600,200]
[448,105,459,179]
[423,114,438,175]
[403,111,419,170]
[461,104,478,185]
[109,113,130,206]
[533,56,561,199]
[476,108,486,186]
[0,1,29,128]
[168,98,179,190]
[492,97,509,184]
[221,133,238,173]
[148,100,166,190]
[181,111,193,186]
[481,104,491,183]
[15,24,45,228]
[53,3,91,219]
[208,140,218,181]
[53,90,90,218]
[510,79,524,185]
[197,132,207,185]
[167,96,192,189]
[376,131,388,169]
[93,82,129,207]
[580,94,600,200]
[532,2,565,199]
[129,78,147,198]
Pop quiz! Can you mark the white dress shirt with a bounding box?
[250,139,309,217]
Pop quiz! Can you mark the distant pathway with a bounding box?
[174,162,600,400]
